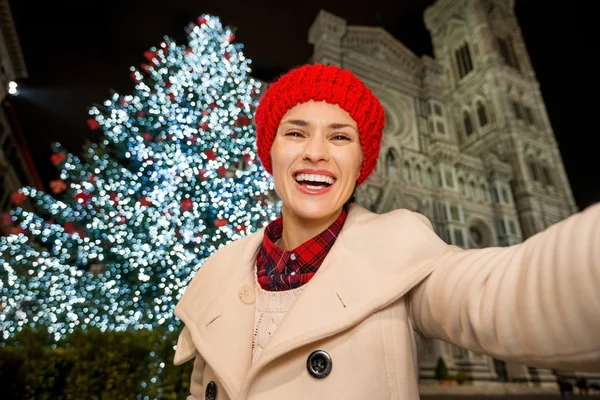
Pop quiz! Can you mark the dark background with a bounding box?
[7,1,599,209]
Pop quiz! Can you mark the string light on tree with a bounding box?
[0,14,279,342]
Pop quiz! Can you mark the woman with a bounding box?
[173,64,600,400]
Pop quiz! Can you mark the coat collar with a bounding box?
[174,204,449,399]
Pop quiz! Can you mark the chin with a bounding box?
[286,199,342,222]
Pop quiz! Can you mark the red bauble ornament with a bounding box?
[11,191,27,205]
[228,33,236,42]
[50,179,67,194]
[202,109,210,116]
[217,166,227,176]
[200,122,209,131]
[185,48,194,55]
[50,152,66,166]
[187,134,198,145]
[236,115,250,127]
[87,118,101,130]
[116,213,127,225]
[243,153,252,163]
[224,52,231,61]
[198,169,207,180]
[74,192,92,206]
[64,222,76,234]
[143,132,152,141]
[234,224,246,233]
[138,197,152,206]
[11,226,26,236]
[141,63,150,73]
[109,191,119,203]
[198,16,207,25]
[2,212,13,226]
[143,50,156,62]
[181,198,193,212]
[204,149,217,161]
[136,110,145,118]
[168,93,175,101]
[214,218,228,228]
[165,81,172,89]
[130,72,140,82]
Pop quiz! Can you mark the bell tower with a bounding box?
[424,0,577,242]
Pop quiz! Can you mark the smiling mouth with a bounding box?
[294,173,336,190]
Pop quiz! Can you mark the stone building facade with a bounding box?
[0,0,37,219]
[307,0,588,387]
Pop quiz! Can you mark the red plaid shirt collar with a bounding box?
[256,207,348,291]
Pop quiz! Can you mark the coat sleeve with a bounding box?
[407,202,600,372]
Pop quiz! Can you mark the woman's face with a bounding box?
[270,100,363,224]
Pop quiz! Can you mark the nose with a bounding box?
[302,133,330,164]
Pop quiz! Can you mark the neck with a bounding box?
[279,206,343,250]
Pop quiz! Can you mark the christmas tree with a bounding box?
[0,15,279,342]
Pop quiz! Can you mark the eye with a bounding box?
[284,131,304,138]
[332,134,351,141]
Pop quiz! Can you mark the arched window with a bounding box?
[416,165,422,186]
[481,184,489,202]
[385,149,399,178]
[463,112,474,137]
[455,43,474,79]
[476,101,488,127]
[403,161,412,183]
[524,106,535,126]
[512,101,523,120]
[528,160,540,181]
[427,168,435,188]
[469,181,476,199]
[542,166,554,186]
[458,178,466,197]
[497,36,520,70]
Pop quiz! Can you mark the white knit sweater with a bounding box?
[251,281,304,364]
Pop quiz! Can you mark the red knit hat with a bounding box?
[254,63,385,186]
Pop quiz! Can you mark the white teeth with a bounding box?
[295,173,335,185]
[305,185,323,190]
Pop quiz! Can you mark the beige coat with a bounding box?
[174,202,600,399]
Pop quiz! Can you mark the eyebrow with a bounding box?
[282,119,358,133]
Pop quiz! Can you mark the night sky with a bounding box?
[7,0,599,210]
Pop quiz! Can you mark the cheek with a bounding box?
[270,141,292,179]
[269,142,283,173]
[354,152,364,177]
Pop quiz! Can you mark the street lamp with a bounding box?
[8,81,18,95]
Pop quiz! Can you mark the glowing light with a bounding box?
[8,81,18,95]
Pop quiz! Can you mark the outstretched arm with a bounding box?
[408,203,600,372]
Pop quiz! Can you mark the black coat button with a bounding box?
[306,350,332,379]
[205,381,217,400]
